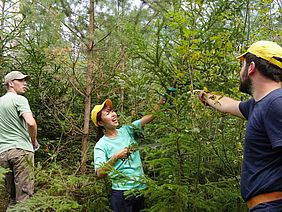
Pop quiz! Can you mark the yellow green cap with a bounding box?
[237,41,282,69]
[91,99,112,127]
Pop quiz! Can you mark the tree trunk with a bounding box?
[81,0,95,174]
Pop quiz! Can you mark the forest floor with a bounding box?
[0,189,9,212]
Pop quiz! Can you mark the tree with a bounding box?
[0,0,281,210]
[80,0,95,174]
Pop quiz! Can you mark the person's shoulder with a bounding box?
[8,93,28,101]
[2,92,26,101]
[15,95,29,106]
[264,88,282,104]
[94,136,107,148]
[262,89,282,114]
[120,120,141,130]
[3,92,16,98]
[118,124,134,135]
[118,124,131,133]
[272,88,282,98]
[18,94,28,100]
[268,89,282,106]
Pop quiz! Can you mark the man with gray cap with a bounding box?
[198,41,282,211]
[0,71,38,206]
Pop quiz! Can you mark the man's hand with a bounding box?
[197,90,210,106]
[33,140,40,152]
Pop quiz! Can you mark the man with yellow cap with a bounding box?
[198,41,282,211]
[91,98,164,212]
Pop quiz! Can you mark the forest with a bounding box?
[0,0,281,211]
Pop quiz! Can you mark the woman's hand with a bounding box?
[113,148,130,160]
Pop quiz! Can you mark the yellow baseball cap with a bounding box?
[237,41,282,69]
[91,99,112,127]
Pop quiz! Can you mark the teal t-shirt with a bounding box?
[94,120,147,190]
[0,92,33,153]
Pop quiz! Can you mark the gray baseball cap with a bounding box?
[4,71,30,84]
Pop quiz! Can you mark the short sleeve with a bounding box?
[94,143,107,171]
[132,120,142,130]
[239,99,255,120]
[16,95,31,116]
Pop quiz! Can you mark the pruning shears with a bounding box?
[162,86,176,107]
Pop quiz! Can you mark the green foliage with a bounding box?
[0,167,10,210]
[137,92,245,211]
[0,167,9,188]
[13,161,111,211]
[0,0,281,211]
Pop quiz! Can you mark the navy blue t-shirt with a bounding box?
[239,88,282,201]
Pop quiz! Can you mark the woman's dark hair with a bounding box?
[95,110,104,142]
[245,53,282,82]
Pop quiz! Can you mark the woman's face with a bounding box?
[98,106,119,129]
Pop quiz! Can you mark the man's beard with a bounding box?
[239,67,252,95]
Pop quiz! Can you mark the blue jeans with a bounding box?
[250,199,282,212]
[110,190,145,212]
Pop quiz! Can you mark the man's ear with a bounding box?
[8,81,13,87]
[248,61,256,75]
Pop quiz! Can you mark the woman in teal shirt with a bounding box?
[91,99,162,212]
